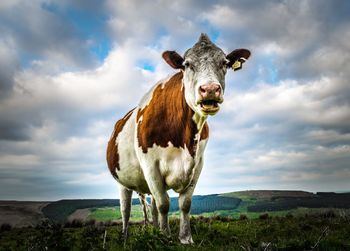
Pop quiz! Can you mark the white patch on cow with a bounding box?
[135,136,208,194]
[182,69,199,114]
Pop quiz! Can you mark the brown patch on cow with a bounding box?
[137,72,209,156]
[106,108,135,179]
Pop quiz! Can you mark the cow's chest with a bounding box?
[137,139,208,193]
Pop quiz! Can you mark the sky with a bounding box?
[0,0,350,201]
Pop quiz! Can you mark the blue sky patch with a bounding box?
[42,1,111,62]
[138,60,156,72]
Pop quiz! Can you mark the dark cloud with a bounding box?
[0,40,19,98]
[0,121,30,141]
[0,98,43,141]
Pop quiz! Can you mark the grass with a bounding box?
[1,214,350,250]
[88,206,145,222]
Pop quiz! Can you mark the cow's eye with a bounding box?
[184,61,194,70]
[221,60,228,69]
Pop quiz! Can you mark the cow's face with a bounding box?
[163,34,250,116]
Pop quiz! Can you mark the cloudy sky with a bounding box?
[1,0,350,201]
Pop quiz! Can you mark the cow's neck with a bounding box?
[192,112,207,132]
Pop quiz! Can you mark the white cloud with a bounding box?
[200,143,350,192]
[200,5,245,28]
[0,0,21,10]
[222,76,350,129]
[65,171,112,185]
[0,154,40,168]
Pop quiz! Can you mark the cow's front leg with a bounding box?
[178,157,204,244]
[155,191,170,233]
[178,191,194,244]
[143,164,170,233]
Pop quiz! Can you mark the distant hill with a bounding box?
[2,190,350,227]
[247,191,350,212]
[41,195,241,223]
[222,190,314,200]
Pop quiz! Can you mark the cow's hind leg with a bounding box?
[138,193,149,225]
[151,196,159,227]
[120,185,133,239]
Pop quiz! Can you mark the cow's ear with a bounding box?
[226,49,251,71]
[162,51,185,70]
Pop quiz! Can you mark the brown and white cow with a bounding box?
[107,34,250,244]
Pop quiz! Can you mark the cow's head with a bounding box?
[162,33,250,116]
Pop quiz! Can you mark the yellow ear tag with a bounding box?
[232,60,242,71]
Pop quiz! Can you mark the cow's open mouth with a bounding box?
[199,99,221,114]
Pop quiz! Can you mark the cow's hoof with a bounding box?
[160,226,171,236]
[179,236,194,245]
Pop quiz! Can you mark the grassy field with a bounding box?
[84,192,258,222]
[1,214,349,250]
[88,205,183,222]
[87,202,350,223]
[88,206,146,222]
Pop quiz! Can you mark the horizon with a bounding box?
[2,189,350,202]
[1,1,350,201]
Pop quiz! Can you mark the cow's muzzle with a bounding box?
[197,83,223,115]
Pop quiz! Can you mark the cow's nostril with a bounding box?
[215,86,221,95]
[199,86,206,94]
[199,84,221,97]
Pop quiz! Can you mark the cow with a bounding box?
[106,33,250,244]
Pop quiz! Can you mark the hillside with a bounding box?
[0,201,49,227]
[222,190,315,200]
